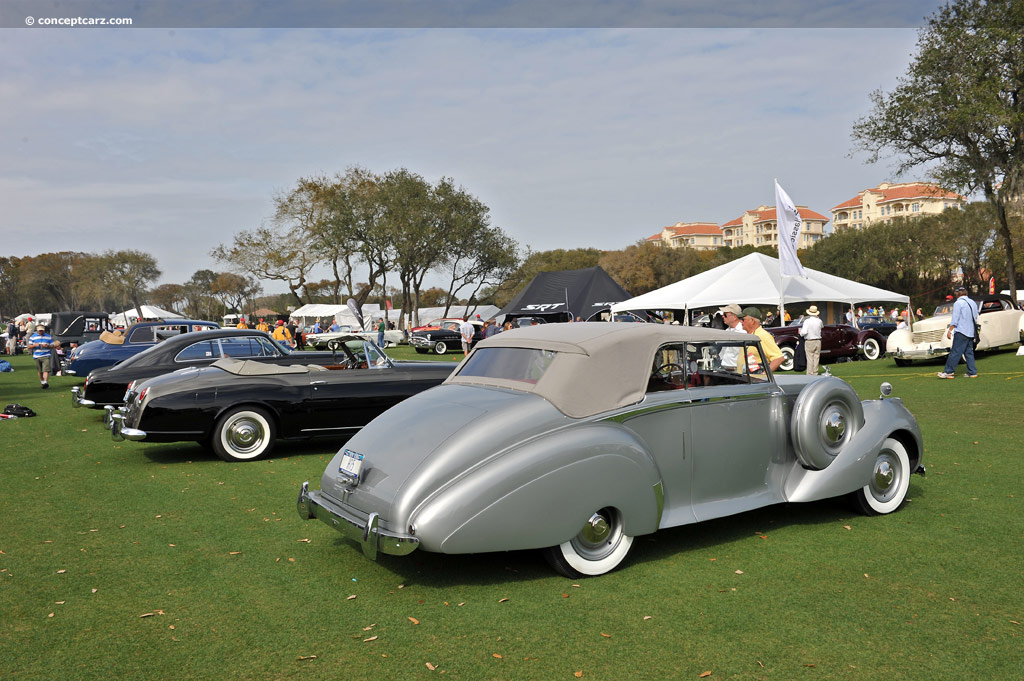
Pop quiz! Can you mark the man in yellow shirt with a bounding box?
[236,317,249,329]
[271,320,293,347]
[255,318,269,333]
[739,307,785,372]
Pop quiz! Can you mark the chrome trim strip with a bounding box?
[602,391,771,423]
[299,425,362,433]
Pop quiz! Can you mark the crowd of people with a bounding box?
[2,317,68,387]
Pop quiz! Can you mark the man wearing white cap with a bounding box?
[717,304,745,371]
[799,305,824,375]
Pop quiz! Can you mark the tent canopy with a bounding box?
[611,253,909,313]
[111,305,184,326]
[497,266,632,322]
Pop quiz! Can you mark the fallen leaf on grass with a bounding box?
[296,655,317,661]
[48,613,54,618]
[1010,620,1020,625]
[56,569,66,574]
[643,615,652,620]
[574,672,583,678]
[228,551,242,555]
[492,653,503,659]
[600,633,611,638]
[734,570,743,575]
[426,662,436,670]
[297,538,311,543]
[498,598,509,603]
[363,635,378,642]
[346,595,357,600]
[699,672,712,678]
[843,525,852,531]
[408,617,420,625]
[562,593,569,598]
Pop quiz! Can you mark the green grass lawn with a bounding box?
[1,348,1022,680]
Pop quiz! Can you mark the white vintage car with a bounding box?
[886,294,1024,366]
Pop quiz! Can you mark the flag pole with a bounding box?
[776,177,786,325]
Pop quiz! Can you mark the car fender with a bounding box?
[785,399,922,503]
[408,423,663,554]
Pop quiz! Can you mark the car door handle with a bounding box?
[311,380,327,385]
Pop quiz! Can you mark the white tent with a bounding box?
[611,253,909,317]
[111,305,184,326]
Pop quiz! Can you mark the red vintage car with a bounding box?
[768,321,886,371]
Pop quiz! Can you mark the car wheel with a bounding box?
[790,377,864,470]
[327,339,342,351]
[862,337,882,361]
[850,437,910,515]
[212,407,276,462]
[779,345,795,372]
[543,507,634,578]
[433,341,448,354]
[893,357,911,367]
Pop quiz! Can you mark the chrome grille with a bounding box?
[912,329,945,344]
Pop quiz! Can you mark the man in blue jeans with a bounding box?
[938,285,979,379]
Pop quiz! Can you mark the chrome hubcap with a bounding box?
[570,509,621,561]
[823,409,847,444]
[870,452,901,502]
[226,418,263,453]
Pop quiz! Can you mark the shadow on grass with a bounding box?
[337,485,926,587]
[137,435,351,465]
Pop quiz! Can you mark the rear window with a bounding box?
[457,347,557,384]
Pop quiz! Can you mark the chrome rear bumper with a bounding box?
[110,412,146,442]
[297,481,419,559]
[70,386,96,408]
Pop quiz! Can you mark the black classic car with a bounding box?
[110,338,458,461]
[855,315,899,337]
[409,319,484,354]
[49,311,114,346]
[71,328,341,408]
[768,322,886,371]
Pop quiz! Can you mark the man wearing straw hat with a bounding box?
[799,305,824,375]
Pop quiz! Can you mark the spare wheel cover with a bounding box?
[790,377,864,470]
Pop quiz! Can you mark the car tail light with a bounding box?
[127,380,137,391]
[138,387,149,403]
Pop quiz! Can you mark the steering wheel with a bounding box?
[653,363,686,386]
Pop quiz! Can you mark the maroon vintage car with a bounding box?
[768,322,886,371]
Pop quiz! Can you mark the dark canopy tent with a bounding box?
[496,266,633,323]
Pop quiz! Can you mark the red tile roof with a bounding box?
[831,182,964,211]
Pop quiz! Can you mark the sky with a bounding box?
[0,1,945,294]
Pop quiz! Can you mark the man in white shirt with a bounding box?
[459,319,475,355]
[799,305,824,375]
[717,304,746,371]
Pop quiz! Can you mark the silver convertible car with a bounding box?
[298,324,924,577]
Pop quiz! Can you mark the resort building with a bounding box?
[831,182,964,230]
[645,222,724,251]
[720,206,829,249]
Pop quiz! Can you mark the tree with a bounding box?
[149,283,185,314]
[210,272,262,316]
[599,241,706,296]
[852,0,1024,294]
[181,270,222,321]
[211,224,317,307]
[101,250,161,316]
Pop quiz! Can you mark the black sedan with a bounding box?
[409,320,484,354]
[856,315,899,337]
[110,338,458,461]
[71,328,341,409]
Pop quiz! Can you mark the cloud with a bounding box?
[1,27,921,287]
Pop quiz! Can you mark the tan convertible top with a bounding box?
[445,323,758,418]
[212,358,311,376]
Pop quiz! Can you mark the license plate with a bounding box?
[339,449,365,484]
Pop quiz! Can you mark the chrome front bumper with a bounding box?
[408,336,430,348]
[891,345,950,359]
[297,481,419,560]
[70,386,96,408]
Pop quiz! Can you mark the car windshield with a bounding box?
[341,339,392,368]
[457,347,557,384]
[646,340,772,391]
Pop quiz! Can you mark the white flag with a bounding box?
[775,179,806,277]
